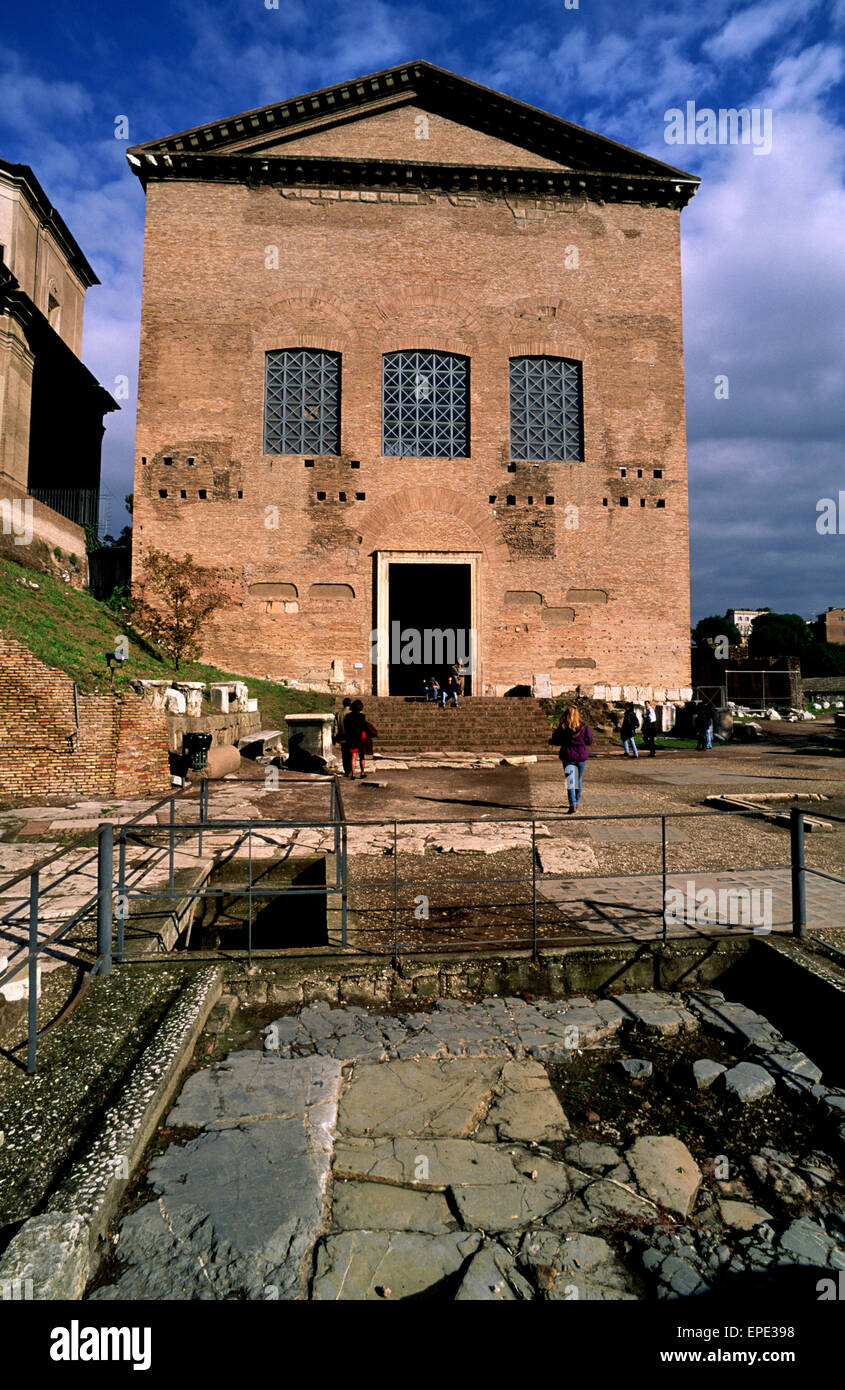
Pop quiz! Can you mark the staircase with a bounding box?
[344,696,556,755]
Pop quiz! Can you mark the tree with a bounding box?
[136,549,228,670]
[800,642,845,677]
[692,614,742,646]
[748,611,813,659]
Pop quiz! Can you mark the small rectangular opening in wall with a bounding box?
[356,492,366,500]
[506,495,516,505]
[141,457,147,465]
[317,491,326,500]
[527,496,534,505]
[602,497,608,506]
[339,491,347,501]
[640,498,646,507]
[620,497,629,506]
[653,469,663,478]
[158,489,168,498]
[620,468,627,477]
[237,490,243,498]
[198,489,207,499]
[180,489,187,499]
[187,457,195,466]
[545,496,554,505]
[637,469,643,477]
[350,460,360,469]
[489,495,497,503]
[305,459,315,468]
[656,499,666,508]
[507,463,517,472]
[163,457,173,466]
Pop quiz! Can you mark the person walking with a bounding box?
[550,704,594,813]
[642,701,658,757]
[620,702,640,758]
[696,702,714,751]
[333,698,352,777]
[343,700,378,778]
[429,676,440,706]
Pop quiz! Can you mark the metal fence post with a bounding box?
[248,826,253,966]
[341,821,348,949]
[790,808,807,938]
[27,870,39,1074]
[117,827,127,964]
[97,822,113,976]
[198,777,207,857]
[392,821,399,966]
[531,819,538,960]
[661,815,668,944]
[168,797,175,892]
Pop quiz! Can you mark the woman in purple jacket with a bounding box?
[550,704,594,813]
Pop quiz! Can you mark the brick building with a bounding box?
[813,607,845,645]
[128,61,699,698]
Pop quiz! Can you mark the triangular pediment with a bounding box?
[248,104,571,170]
[127,61,698,182]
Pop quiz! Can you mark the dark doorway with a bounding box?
[388,563,471,696]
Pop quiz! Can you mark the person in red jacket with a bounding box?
[343,700,378,779]
[550,704,594,812]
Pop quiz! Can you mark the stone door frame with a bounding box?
[374,550,482,697]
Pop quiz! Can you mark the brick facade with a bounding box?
[0,632,171,800]
[129,64,698,699]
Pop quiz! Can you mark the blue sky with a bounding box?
[2,0,844,623]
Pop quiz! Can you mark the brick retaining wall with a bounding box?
[0,631,171,800]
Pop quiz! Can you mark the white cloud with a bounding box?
[0,55,93,134]
[703,0,817,64]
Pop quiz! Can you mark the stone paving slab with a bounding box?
[331,1180,455,1234]
[539,868,845,936]
[338,1059,502,1138]
[92,1055,342,1301]
[312,1229,481,1300]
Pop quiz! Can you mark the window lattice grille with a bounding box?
[264,349,340,455]
[509,356,583,462]
[382,351,469,458]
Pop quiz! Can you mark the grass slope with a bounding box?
[0,556,333,730]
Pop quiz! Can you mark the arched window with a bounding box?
[382,351,469,458]
[264,348,340,454]
[509,356,583,462]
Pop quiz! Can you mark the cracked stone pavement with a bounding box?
[90,989,845,1301]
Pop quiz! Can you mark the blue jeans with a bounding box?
[564,760,585,807]
[442,691,458,706]
[623,738,639,757]
[705,727,712,749]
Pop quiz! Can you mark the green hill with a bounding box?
[0,555,333,730]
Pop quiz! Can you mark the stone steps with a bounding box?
[336,696,605,755]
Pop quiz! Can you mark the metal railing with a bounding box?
[2,776,843,1072]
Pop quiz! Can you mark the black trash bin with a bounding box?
[183,732,213,771]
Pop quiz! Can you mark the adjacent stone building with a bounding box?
[0,158,117,567]
[128,61,699,697]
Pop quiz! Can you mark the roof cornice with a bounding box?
[126,60,700,187]
[128,151,698,208]
[0,158,100,288]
